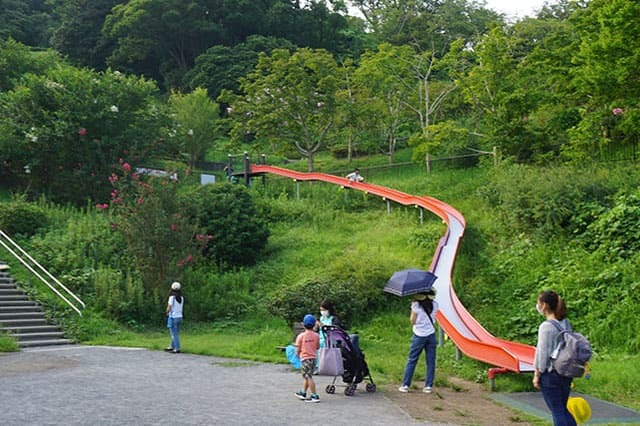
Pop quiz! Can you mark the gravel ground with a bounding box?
[0,345,443,426]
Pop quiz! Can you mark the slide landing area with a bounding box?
[250,164,535,376]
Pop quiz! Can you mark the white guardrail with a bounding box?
[0,230,85,316]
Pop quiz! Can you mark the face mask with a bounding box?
[320,309,329,318]
[536,303,545,316]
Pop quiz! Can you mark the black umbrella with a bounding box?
[383,268,437,296]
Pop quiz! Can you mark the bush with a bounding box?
[0,332,19,352]
[0,198,49,237]
[268,278,368,328]
[181,267,258,322]
[586,189,640,260]
[480,164,619,237]
[185,183,269,267]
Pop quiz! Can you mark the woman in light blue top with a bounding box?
[399,288,438,394]
[317,299,342,348]
[165,281,184,354]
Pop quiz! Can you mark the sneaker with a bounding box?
[295,391,307,400]
[171,349,180,353]
[423,386,432,394]
[398,385,409,393]
[305,394,320,403]
[164,347,174,352]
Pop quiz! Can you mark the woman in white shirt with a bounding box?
[398,288,439,393]
[165,281,184,354]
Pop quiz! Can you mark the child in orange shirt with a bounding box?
[294,314,321,402]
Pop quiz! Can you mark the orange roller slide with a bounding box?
[249,164,535,377]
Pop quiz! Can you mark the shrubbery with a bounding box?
[184,182,269,267]
[0,197,49,237]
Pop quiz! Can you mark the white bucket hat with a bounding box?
[171,282,181,291]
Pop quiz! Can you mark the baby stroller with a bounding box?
[320,325,376,396]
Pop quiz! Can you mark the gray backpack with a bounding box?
[549,320,592,378]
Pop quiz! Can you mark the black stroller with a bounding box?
[320,325,376,396]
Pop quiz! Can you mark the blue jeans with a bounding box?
[402,333,437,388]
[170,317,183,351]
[540,370,576,426]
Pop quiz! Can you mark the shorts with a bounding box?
[301,358,316,379]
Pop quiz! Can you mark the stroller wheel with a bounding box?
[326,385,336,394]
[366,383,376,393]
[344,384,356,396]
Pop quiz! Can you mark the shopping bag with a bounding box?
[285,345,302,369]
[317,347,344,376]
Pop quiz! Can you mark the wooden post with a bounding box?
[493,146,498,167]
[426,153,431,174]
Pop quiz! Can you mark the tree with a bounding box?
[354,43,416,163]
[168,87,220,169]
[100,162,204,296]
[351,0,501,55]
[0,0,54,47]
[0,64,168,203]
[185,35,296,101]
[228,48,339,171]
[0,38,58,92]
[567,0,640,160]
[103,0,224,88]
[49,0,120,70]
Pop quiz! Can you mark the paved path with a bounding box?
[1,345,438,426]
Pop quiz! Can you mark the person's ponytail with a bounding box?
[555,296,567,320]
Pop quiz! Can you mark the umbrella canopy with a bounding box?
[384,268,437,296]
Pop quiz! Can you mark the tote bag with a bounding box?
[317,347,344,376]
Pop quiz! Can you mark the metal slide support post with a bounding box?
[488,368,510,391]
[296,181,300,200]
[260,154,266,186]
[243,152,250,186]
[420,207,424,225]
[387,200,391,215]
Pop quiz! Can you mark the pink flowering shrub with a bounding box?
[97,162,208,295]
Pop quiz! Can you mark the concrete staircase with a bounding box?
[0,265,72,348]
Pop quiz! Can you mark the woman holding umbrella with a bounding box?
[398,288,438,394]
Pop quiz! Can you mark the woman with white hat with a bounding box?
[165,281,184,353]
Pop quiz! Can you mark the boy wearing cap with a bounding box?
[294,314,321,402]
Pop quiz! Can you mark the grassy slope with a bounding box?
[84,155,639,414]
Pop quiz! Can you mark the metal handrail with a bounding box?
[0,230,85,316]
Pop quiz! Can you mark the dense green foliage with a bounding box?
[0,196,49,237]
[0,64,168,203]
[3,1,640,204]
[2,1,640,416]
[184,182,270,267]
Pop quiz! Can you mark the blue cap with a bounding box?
[303,314,316,328]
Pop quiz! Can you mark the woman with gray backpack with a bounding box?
[533,290,581,426]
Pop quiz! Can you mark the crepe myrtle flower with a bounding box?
[78,128,87,136]
[612,108,624,116]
